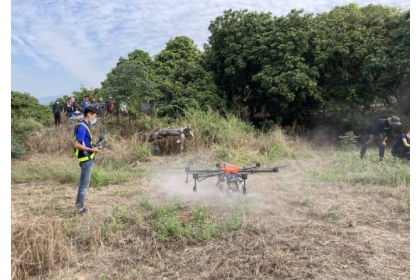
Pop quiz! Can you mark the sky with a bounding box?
[11,0,410,100]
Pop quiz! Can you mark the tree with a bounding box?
[102,50,157,122]
[253,9,320,125]
[205,9,319,125]
[205,9,273,118]
[71,85,102,105]
[370,9,410,115]
[205,5,409,128]
[312,4,409,120]
[154,36,202,76]
[153,36,224,118]
[11,91,52,140]
[11,91,51,126]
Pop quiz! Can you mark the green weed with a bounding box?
[226,211,243,231]
[113,189,131,198]
[401,199,410,216]
[221,200,249,231]
[25,189,34,196]
[132,143,152,162]
[303,197,311,207]
[325,205,342,219]
[102,205,136,235]
[151,204,182,241]
[184,206,221,240]
[139,198,153,210]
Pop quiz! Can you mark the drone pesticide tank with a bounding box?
[220,165,240,174]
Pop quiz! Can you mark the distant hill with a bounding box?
[37,95,72,105]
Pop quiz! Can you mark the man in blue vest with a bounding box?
[74,106,102,214]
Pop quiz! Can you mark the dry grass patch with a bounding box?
[11,213,77,279]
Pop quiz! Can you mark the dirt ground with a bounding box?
[11,157,410,279]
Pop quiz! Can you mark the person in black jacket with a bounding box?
[391,130,410,161]
[360,116,402,161]
[52,99,63,126]
[65,97,77,120]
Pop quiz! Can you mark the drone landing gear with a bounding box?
[217,181,226,192]
[241,173,248,194]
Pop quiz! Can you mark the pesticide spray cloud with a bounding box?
[148,166,262,206]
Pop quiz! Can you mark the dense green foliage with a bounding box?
[313,5,410,118]
[11,91,52,141]
[11,3,409,142]
[204,4,409,126]
[11,91,52,126]
[102,54,157,115]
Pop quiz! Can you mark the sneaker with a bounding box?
[76,208,88,215]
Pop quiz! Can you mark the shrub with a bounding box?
[11,91,52,127]
[11,118,44,141]
[11,139,27,158]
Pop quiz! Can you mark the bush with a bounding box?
[11,118,44,141]
[11,91,52,127]
[11,139,27,158]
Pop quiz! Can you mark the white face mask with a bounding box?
[90,117,97,125]
[406,133,410,139]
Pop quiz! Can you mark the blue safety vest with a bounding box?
[74,122,95,162]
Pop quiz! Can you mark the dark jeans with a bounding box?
[66,112,74,120]
[360,133,385,160]
[391,147,410,161]
[54,111,61,126]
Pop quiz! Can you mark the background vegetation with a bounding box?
[14,3,408,140]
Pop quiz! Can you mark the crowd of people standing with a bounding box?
[53,96,115,126]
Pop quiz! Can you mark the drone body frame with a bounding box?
[184,162,286,194]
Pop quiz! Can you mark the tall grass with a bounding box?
[15,109,302,185]
[11,158,140,188]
